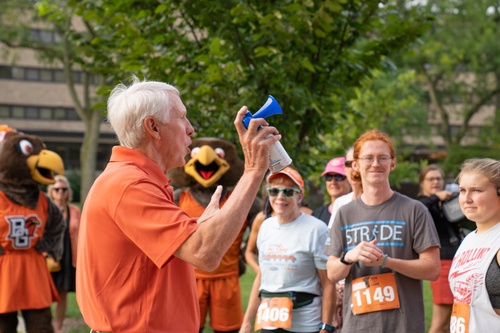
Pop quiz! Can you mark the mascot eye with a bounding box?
[190,147,201,158]
[18,139,34,156]
[215,148,225,159]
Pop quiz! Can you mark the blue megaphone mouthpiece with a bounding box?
[241,95,292,172]
[242,95,283,129]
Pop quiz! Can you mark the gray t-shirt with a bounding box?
[324,192,440,333]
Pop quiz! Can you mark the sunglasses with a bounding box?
[324,174,347,182]
[344,160,353,168]
[267,187,301,198]
[53,187,68,193]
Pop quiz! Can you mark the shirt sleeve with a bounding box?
[113,179,198,268]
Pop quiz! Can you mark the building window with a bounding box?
[0,104,79,121]
[12,106,24,118]
[53,108,67,120]
[26,68,39,80]
[40,69,53,81]
[67,109,79,120]
[0,65,88,84]
[25,107,38,119]
[0,105,9,118]
[53,70,65,82]
[40,107,52,119]
[30,29,59,44]
[11,67,24,80]
[72,71,81,83]
[0,66,11,78]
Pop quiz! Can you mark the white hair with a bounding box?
[107,76,180,148]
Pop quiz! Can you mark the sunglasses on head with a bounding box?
[53,187,68,193]
[267,187,301,198]
[324,174,347,182]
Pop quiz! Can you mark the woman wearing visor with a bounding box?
[240,167,335,333]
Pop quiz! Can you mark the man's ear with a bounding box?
[144,117,161,140]
[352,160,359,172]
[390,158,396,171]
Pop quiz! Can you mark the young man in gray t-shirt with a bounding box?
[324,129,440,333]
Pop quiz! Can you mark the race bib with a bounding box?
[351,272,400,315]
[254,297,293,330]
[450,302,470,333]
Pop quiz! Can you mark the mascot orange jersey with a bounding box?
[0,125,65,313]
[169,137,261,332]
[177,190,245,277]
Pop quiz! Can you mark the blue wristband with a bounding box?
[381,254,389,269]
[319,322,335,332]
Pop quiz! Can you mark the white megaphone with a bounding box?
[242,95,292,173]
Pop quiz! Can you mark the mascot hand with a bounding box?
[197,185,222,224]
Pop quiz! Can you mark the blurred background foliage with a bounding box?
[1,0,499,202]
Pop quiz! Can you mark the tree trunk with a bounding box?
[496,73,500,130]
[80,109,103,203]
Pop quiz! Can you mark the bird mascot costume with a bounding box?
[0,125,65,333]
[169,137,261,333]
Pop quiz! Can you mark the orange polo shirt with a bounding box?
[76,146,199,332]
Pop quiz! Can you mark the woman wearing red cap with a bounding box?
[240,167,335,333]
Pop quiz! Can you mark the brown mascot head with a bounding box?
[0,124,65,209]
[0,125,64,187]
[168,137,244,189]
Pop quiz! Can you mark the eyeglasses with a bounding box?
[267,187,301,198]
[324,174,347,182]
[425,177,443,182]
[344,160,354,168]
[358,156,392,166]
[53,187,68,193]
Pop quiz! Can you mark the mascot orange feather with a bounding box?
[169,137,261,333]
[0,125,65,333]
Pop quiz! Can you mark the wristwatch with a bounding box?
[319,322,335,332]
[340,251,353,265]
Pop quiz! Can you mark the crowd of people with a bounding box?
[3,77,499,333]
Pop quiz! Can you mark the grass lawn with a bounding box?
[63,267,434,332]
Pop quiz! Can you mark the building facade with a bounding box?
[0,33,116,172]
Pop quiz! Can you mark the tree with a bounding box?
[401,0,500,169]
[319,67,429,186]
[70,0,431,178]
[0,0,110,202]
[1,0,433,198]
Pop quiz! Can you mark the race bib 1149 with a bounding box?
[351,272,400,315]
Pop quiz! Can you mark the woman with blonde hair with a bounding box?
[47,175,81,333]
[449,158,500,332]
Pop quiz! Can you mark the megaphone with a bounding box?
[242,95,283,128]
[242,95,292,173]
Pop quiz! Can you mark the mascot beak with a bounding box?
[26,149,64,185]
[184,145,230,188]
